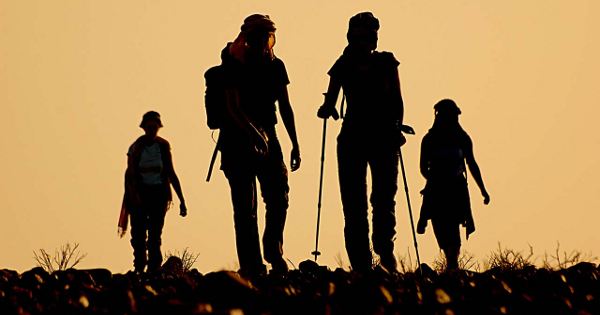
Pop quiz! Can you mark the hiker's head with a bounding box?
[347,12,379,53]
[434,99,461,116]
[433,99,461,127]
[241,14,276,59]
[140,111,162,136]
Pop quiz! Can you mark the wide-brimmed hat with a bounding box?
[140,111,163,128]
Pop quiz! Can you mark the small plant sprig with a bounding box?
[542,242,598,270]
[484,243,534,271]
[334,252,348,270]
[164,247,200,272]
[433,250,481,273]
[396,248,418,273]
[33,242,87,273]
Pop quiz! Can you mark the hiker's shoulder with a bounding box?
[374,51,400,67]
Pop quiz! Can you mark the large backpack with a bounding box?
[203,65,226,130]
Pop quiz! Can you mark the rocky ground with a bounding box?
[1,259,599,314]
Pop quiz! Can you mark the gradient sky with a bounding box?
[1,1,599,273]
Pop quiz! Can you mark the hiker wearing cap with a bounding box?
[204,14,300,277]
[317,12,406,273]
[118,111,188,273]
[416,99,490,270]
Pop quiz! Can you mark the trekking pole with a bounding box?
[398,125,422,274]
[312,117,328,262]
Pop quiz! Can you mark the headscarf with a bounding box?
[230,14,277,62]
[346,12,379,51]
[430,99,464,135]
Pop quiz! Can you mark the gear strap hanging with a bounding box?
[340,91,346,119]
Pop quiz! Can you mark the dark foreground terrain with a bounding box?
[1,260,599,315]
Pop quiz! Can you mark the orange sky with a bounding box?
[1,1,599,273]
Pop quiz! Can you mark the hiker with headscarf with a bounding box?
[203,14,300,278]
[416,99,490,270]
[317,12,406,273]
[118,111,187,273]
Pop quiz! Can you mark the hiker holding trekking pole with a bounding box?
[317,12,407,273]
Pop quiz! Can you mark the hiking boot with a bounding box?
[380,254,398,274]
[238,264,267,280]
[269,257,289,275]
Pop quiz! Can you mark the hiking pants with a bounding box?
[130,184,169,272]
[222,136,289,275]
[337,133,399,271]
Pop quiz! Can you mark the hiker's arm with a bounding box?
[125,147,141,204]
[420,137,430,179]
[317,78,340,120]
[277,85,301,172]
[170,171,185,205]
[125,146,138,180]
[389,67,404,125]
[390,67,407,146]
[165,148,188,216]
[464,136,490,205]
[416,137,430,234]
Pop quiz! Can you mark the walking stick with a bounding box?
[398,124,422,274]
[312,117,328,262]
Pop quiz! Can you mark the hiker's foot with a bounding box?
[238,265,267,280]
[380,255,398,274]
[270,258,289,274]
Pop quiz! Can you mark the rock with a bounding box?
[161,256,184,277]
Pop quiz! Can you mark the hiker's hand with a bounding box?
[317,105,339,120]
[482,190,490,205]
[397,132,407,147]
[417,218,427,234]
[251,130,269,158]
[179,202,188,217]
[394,123,410,147]
[290,146,301,172]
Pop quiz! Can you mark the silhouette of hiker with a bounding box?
[118,111,187,273]
[204,14,301,278]
[416,99,490,270]
[317,12,406,273]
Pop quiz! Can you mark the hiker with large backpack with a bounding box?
[416,99,490,270]
[317,12,406,273]
[204,14,301,278]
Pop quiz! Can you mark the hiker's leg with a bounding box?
[338,137,372,272]
[257,138,289,269]
[130,191,150,272]
[369,144,399,270]
[444,246,460,270]
[224,167,266,275]
[432,219,461,271]
[147,185,168,272]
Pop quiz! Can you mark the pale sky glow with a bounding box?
[1,1,599,273]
